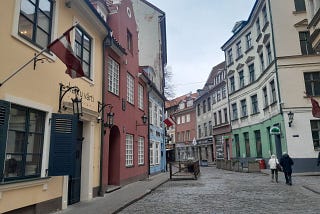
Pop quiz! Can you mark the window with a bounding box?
[263,87,268,108]
[125,134,134,166]
[127,73,134,104]
[18,0,53,48]
[197,104,201,116]
[214,112,217,125]
[230,76,235,92]
[181,115,185,124]
[294,0,306,11]
[204,123,207,136]
[149,101,153,125]
[260,53,265,71]
[217,91,221,102]
[240,99,247,117]
[149,141,154,165]
[75,27,92,78]
[299,31,314,55]
[266,44,272,65]
[179,102,185,110]
[256,18,261,35]
[310,120,320,150]
[127,30,133,53]
[4,104,45,180]
[218,110,222,124]
[305,72,320,96]
[207,97,211,111]
[251,94,259,114]
[239,70,244,88]
[153,105,158,125]
[234,134,240,158]
[270,80,277,103]
[232,103,238,120]
[222,86,226,98]
[262,6,268,25]
[138,137,144,165]
[236,41,242,58]
[203,100,206,113]
[224,108,228,123]
[155,142,160,164]
[108,57,119,95]
[209,121,212,135]
[198,125,201,138]
[246,32,252,50]
[186,99,193,107]
[159,108,163,128]
[138,84,144,110]
[186,130,190,141]
[244,132,250,157]
[177,116,180,125]
[249,64,255,83]
[255,130,262,157]
[227,49,233,65]
[186,114,190,123]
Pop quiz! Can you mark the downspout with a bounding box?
[147,86,151,176]
[98,35,108,196]
[267,0,283,115]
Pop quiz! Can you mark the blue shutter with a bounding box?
[48,114,78,176]
[0,100,10,181]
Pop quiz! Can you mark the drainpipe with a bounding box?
[147,88,151,176]
[267,0,283,115]
[98,35,108,197]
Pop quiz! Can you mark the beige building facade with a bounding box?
[0,0,109,212]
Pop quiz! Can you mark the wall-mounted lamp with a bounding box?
[59,83,82,118]
[136,113,148,129]
[288,111,294,127]
[97,101,114,128]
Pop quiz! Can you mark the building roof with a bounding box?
[203,61,226,90]
[165,92,198,109]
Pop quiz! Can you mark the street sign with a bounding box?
[192,137,197,146]
[270,126,280,135]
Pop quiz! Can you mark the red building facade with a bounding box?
[91,0,149,192]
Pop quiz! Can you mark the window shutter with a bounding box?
[48,114,78,176]
[0,100,10,181]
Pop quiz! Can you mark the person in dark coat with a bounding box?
[280,152,294,185]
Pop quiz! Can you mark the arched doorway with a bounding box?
[108,125,120,186]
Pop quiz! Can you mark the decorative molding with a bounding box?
[245,56,255,64]
[263,33,270,44]
[236,63,244,70]
[227,70,235,75]
[256,44,263,53]
[294,18,308,27]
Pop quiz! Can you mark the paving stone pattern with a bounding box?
[119,167,320,214]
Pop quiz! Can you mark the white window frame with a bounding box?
[138,137,144,165]
[138,84,144,110]
[186,114,190,123]
[155,142,160,165]
[125,134,134,167]
[108,57,119,95]
[150,140,154,165]
[127,73,134,104]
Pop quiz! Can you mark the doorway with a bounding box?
[68,120,83,205]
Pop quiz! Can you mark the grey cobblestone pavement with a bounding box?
[118,167,320,214]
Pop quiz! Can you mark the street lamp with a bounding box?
[97,101,114,128]
[136,113,148,129]
[58,83,82,118]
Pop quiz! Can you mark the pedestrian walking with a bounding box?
[268,154,279,182]
[317,151,320,166]
[280,152,294,185]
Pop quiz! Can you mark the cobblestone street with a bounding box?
[119,167,320,214]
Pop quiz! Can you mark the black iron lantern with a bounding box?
[72,96,82,117]
[141,113,148,124]
[105,111,115,128]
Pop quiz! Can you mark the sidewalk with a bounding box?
[55,172,169,214]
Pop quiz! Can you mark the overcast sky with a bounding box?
[146,0,256,98]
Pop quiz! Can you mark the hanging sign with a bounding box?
[270,126,280,135]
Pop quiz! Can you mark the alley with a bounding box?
[119,167,320,214]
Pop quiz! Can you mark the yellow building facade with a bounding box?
[0,0,108,212]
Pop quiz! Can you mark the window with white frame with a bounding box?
[227,49,233,65]
[239,70,244,88]
[260,53,264,71]
[138,137,144,165]
[310,120,320,150]
[263,86,268,108]
[186,130,190,141]
[127,73,134,104]
[266,44,272,65]
[249,64,255,83]
[236,41,242,58]
[181,115,185,123]
[108,57,119,95]
[138,84,144,110]
[159,108,163,128]
[186,114,190,123]
[18,0,53,49]
[304,72,320,96]
[270,80,277,103]
[155,142,160,165]
[149,141,154,165]
[177,116,181,124]
[153,105,158,126]
[232,103,238,120]
[251,94,259,114]
[240,99,247,117]
[125,134,133,166]
[222,86,226,98]
[256,18,260,35]
[230,76,235,92]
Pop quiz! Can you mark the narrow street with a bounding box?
[119,167,320,214]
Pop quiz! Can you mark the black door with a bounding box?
[68,121,83,205]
